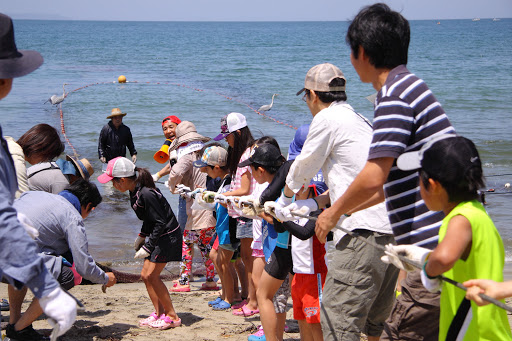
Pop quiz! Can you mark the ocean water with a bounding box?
[2,19,512,274]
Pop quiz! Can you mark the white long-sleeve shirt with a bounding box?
[286,101,391,241]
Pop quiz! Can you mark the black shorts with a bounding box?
[58,265,75,290]
[149,230,182,263]
[264,246,292,281]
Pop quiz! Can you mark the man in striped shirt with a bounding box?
[314,3,455,340]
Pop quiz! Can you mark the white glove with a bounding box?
[191,193,215,211]
[134,248,150,259]
[421,265,442,293]
[39,287,77,336]
[263,201,280,220]
[185,188,204,199]
[134,236,145,251]
[381,244,431,272]
[176,184,191,195]
[286,198,318,216]
[202,191,217,203]
[152,172,162,182]
[276,192,293,207]
[17,212,39,239]
[164,181,170,188]
[99,157,106,163]
[131,154,137,164]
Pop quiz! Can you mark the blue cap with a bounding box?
[56,159,77,175]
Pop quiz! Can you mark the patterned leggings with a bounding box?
[178,226,216,285]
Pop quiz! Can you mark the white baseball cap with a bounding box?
[97,157,136,183]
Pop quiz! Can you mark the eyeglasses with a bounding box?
[301,91,309,103]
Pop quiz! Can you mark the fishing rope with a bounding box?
[56,80,297,156]
[180,189,512,313]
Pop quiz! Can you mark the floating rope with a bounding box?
[56,80,297,156]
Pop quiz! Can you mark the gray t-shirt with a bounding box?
[27,161,69,194]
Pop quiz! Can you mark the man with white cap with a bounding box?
[278,63,397,341]
[98,107,137,164]
[0,12,76,339]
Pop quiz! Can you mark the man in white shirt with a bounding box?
[281,63,398,341]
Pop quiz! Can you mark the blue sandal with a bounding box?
[208,297,222,307]
[212,300,231,310]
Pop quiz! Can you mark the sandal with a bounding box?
[212,300,231,310]
[232,304,259,317]
[139,312,162,327]
[231,299,247,310]
[200,282,220,291]
[170,282,190,292]
[208,297,222,307]
[149,316,182,330]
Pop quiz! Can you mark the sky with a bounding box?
[3,0,512,21]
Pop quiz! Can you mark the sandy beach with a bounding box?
[1,278,303,341]
[2,276,512,340]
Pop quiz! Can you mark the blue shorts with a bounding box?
[236,217,253,239]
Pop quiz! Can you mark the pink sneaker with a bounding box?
[149,315,182,330]
[232,304,259,317]
[138,312,161,327]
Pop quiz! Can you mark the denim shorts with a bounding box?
[219,242,240,252]
[235,217,253,239]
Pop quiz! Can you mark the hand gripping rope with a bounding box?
[175,187,512,313]
[56,80,297,157]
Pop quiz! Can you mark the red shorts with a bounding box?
[291,272,326,324]
[212,236,219,251]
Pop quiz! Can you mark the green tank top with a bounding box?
[439,200,512,340]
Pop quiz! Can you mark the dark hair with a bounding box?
[65,179,102,208]
[255,136,280,150]
[251,161,282,175]
[419,138,485,203]
[346,3,410,69]
[307,78,347,103]
[17,123,64,161]
[226,126,255,174]
[134,167,156,189]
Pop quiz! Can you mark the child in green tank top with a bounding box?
[382,135,512,340]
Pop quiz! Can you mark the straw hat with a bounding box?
[0,14,43,79]
[168,121,211,152]
[66,155,94,180]
[106,107,127,119]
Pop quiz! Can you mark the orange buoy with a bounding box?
[118,75,127,83]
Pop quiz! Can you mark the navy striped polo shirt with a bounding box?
[368,65,456,250]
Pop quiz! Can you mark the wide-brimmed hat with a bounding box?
[0,13,43,79]
[168,121,211,152]
[106,107,127,119]
[66,154,94,180]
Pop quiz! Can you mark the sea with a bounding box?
[2,18,512,276]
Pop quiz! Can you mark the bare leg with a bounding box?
[210,247,224,299]
[276,312,287,341]
[368,336,381,341]
[256,271,284,341]
[7,285,26,324]
[251,256,265,292]
[218,248,235,303]
[142,260,178,319]
[298,319,313,341]
[310,323,324,341]
[229,262,241,301]
[240,238,256,309]
[235,257,248,299]
[8,285,43,331]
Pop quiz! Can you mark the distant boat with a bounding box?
[472,18,481,21]
[437,21,441,25]
[493,18,501,22]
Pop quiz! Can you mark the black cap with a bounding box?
[238,143,285,168]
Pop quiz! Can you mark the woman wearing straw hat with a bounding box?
[98,107,137,164]
[166,121,218,292]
